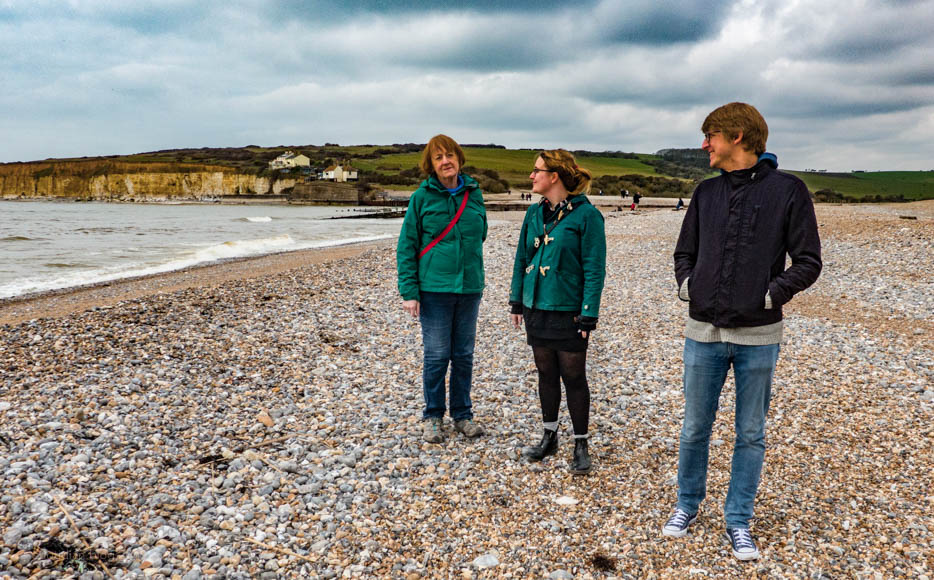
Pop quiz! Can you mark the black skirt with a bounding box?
[524,307,589,352]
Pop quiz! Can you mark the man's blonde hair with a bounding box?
[702,102,769,156]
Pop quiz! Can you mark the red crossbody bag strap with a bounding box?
[418,190,470,259]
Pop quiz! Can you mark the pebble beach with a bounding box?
[1,201,932,579]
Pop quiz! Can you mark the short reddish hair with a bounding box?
[702,102,769,156]
[419,134,466,176]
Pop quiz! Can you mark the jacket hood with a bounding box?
[421,173,480,194]
[719,152,778,175]
[757,152,778,169]
[723,152,778,189]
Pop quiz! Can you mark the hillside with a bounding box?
[788,170,934,202]
[0,145,697,200]
[2,145,932,202]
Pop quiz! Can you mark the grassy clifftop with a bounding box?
[788,170,934,202]
[4,145,933,201]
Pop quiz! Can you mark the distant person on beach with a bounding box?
[630,191,641,211]
[663,102,822,560]
[509,149,606,475]
[676,197,684,210]
[396,134,488,444]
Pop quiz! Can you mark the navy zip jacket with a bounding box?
[673,154,822,328]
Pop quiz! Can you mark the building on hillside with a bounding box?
[320,164,359,182]
[268,151,311,169]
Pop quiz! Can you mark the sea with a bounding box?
[0,200,404,299]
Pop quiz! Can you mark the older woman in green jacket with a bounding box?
[510,149,606,474]
[397,134,488,444]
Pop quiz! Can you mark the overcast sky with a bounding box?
[2,0,933,171]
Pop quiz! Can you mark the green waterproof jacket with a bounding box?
[509,195,606,317]
[396,174,487,300]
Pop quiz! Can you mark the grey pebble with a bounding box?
[471,553,499,569]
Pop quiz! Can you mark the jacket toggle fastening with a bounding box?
[539,266,550,277]
[534,233,556,248]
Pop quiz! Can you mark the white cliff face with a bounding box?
[2,165,296,200]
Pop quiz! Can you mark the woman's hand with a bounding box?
[577,316,596,339]
[403,299,420,318]
[510,313,523,329]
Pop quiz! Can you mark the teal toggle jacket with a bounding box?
[396,174,487,301]
[509,195,606,318]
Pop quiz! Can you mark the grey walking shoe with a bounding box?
[422,417,443,443]
[454,419,484,438]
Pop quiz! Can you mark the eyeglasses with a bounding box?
[531,168,554,174]
[703,131,721,142]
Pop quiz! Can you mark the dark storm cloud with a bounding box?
[592,0,733,43]
[788,0,934,62]
[269,0,589,18]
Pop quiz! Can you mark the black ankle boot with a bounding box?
[522,429,558,461]
[569,438,591,475]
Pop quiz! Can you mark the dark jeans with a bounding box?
[419,291,482,421]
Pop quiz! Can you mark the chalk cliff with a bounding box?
[0,161,295,201]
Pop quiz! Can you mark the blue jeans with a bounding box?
[419,291,482,421]
[677,338,780,528]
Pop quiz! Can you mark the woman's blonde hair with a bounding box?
[539,149,592,195]
[419,134,466,176]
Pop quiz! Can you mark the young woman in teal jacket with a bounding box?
[509,149,606,474]
[397,134,487,444]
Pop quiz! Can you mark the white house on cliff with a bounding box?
[320,164,358,182]
[268,151,311,169]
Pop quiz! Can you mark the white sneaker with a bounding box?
[724,528,760,560]
[662,508,697,538]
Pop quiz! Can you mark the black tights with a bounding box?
[532,346,589,435]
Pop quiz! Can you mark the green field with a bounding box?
[787,170,934,201]
[24,145,934,202]
[352,147,662,183]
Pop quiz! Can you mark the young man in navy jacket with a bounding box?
[663,103,822,561]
